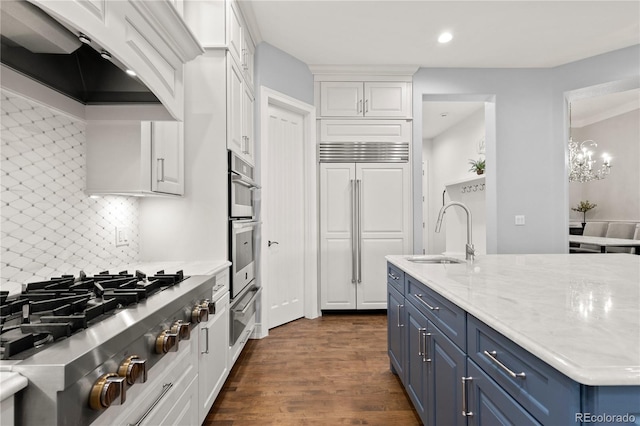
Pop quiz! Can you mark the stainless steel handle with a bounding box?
[240,329,251,344]
[358,99,362,113]
[351,179,357,284]
[461,377,473,417]
[396,304,404,328]
[356,179,362,283]
[365,99,368,113]
[418,327,426,359]
[129,383,173,426]
[388,272,399,281]
[268,240,279,247]
[157,158,165,182]
[483,350,526,379]
[234,288,261,314]
[242,48,247,69]
[201,327,209,354]
[424,332,432,362]
[231,173,260,189]
[414,294,440,311]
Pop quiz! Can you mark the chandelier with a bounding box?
[568,138,612,182]
[568,104,612,183]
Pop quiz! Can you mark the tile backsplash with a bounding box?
[1,89,140,290]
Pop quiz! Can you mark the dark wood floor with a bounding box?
[204,312,420,425]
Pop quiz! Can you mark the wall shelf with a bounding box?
[445,175,485,187]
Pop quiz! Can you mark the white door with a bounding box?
[320,82,363,117]
[151,121,184,195]
[227,57,244,157]
[356,163,411,309]
[265,104,305,328]
[364,82,410,118]
[320,163,357,309]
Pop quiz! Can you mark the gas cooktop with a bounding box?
[0,269,187,360]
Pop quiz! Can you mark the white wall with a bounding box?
[425,108,486,255]
[412,45,640,254]
[569,109,640,222]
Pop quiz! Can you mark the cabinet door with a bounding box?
[388,285,405,381]
[427,324,466,426]
[242,84,255,165]
[364,82,410,118]
[356,163,411,309]
[405,302,429,423]
[320,82,364,117]
[320,163,357,309]
[466,360,541,426]
[198,293,230,423]
[242,33,255,90]
[151,121,184,195]
[227,57,244,157]
[227,0,243,65]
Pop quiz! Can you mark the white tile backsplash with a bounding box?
[1,90,140,291]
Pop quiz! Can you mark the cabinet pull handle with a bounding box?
[365,99,369,113]
[418,327,426,359]
[356,179,362,283]
[413,294,440,311]
[424,332,432,362]
[358,99,363,113]
[483,350,526,379]
[129,383,173,426]
[396,304,404,328]
[388,272,399,281]
[461,376,474,417]
[157,158,165,182]
[201,327,209,354]
[351,179,357,283]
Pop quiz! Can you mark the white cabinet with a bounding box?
[198,292,230,423]
[320,120,411,143]
[227,0,244,65]
[243,83,255,164]
[86,121,184,196]
[320,162,412,309]
[319,82,411,118]
[227,55,255,165]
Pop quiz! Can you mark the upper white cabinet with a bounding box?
[31,0,203,121]
[319,81,411,118]
[86,121,184,196]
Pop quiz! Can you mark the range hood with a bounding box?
[0,0,160,105]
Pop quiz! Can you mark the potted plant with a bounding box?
[571,200,597,227]
[468,158,485,175]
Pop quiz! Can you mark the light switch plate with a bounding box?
[515,215,526,226]
[115,226,130,247]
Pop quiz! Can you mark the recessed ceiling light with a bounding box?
[125,69,137,77]
[78,33,91,44]
[440,112,449,118]
[438,32,453,44]
[100,50,112,60]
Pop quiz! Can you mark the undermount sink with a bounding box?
[406,255,466,264]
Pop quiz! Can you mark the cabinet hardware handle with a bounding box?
[129,383,173,426]
[414,294,440,311]
[423,332,432,362]
[356,179,362,283]
[201,327,209,354]
[358,99,363,113]
[388,272,399,281]
[397,304,404,328]
[157,158,165,182]
[483,350,527,379]
[461,377,474,417]
[351,179,357,283]
[418,327,426,359]
[365,99,369,113]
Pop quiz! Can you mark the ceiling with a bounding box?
[423,102,483,139]
[571,88,640,128]
[247,1,639,68]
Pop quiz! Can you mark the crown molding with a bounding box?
[237,1,263,45]
[309,64,419,77]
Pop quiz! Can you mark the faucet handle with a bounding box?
[466,243,475,261]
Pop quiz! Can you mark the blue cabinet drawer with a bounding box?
[405,275,466,350]
[467,315,579,425]
[386,263,404,295]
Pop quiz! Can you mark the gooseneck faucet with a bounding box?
[435,201,475,261]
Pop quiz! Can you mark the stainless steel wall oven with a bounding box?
[228,151,258,219]
[229,219,258,299]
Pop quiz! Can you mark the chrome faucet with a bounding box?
[435,201,475,261]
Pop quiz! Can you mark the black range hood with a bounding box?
[0,0,160,105]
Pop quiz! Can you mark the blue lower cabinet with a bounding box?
[387,285,405,381]
[405,302,429,422]
[466,360,541,426]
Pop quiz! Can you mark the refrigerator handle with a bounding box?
[351,179,357,284]
[357,179,362,284]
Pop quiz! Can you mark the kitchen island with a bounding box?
[386,254,640,426]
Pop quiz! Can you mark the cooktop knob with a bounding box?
[155,330,179,354]
[89,373,126,410]
[191,304,209,323]
[202,299,216,315]
[118,355,147,385]
[170,320,191,340]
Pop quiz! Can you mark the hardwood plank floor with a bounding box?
[204,312,420,425]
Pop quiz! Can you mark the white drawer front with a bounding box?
[320,120,411,143]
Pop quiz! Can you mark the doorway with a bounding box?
[259,87,318,334]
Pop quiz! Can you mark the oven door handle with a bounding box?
[231,220,261,230]
[231,173,261,189]
[234,288,262,314]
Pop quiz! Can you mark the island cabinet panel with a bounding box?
[467,315,580,425]
[405,275,466,350]
[405,302,429,420]
[580,386,640,425]
[387,285,405,381]
[466,360,542,426]
[387,263,404,294]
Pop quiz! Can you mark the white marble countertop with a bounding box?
[0,372,28,401]
[386,254,640,386]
